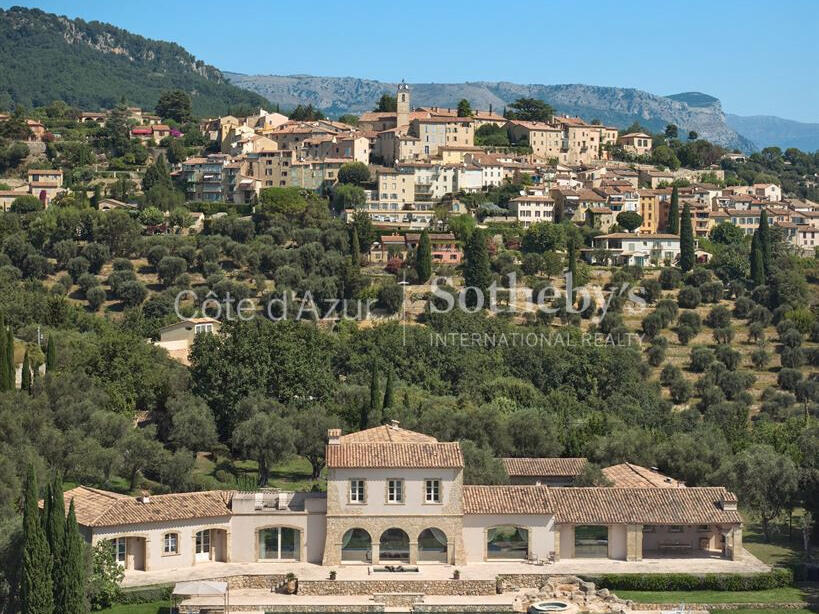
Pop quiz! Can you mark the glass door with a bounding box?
[195,529,211,562]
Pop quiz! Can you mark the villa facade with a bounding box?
[63,423,744,574]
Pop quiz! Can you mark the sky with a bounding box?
[3,0,819,122]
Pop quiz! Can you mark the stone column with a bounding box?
[553,525,560,561]
[731,527,743,560]
[225,530,231,563]
[447,540,455,565]
[626,525,643,561]
[409,540,418,565]
[371,542,380,564]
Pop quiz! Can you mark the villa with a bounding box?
[63,423,744,575]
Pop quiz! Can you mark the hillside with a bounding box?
[0,6,268,116]
[225,73,757,152]
[726,113,819,152]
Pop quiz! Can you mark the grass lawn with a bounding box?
[742,510,814,567]
[615,586,808,604]
[96,602,169,614]
[725,610,817,614]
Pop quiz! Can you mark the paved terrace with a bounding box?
[123,551,768,588]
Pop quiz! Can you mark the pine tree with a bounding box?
[46,335,56,372]
[679,203,695,272]
[22,349,32,392]
[369,360,380,422]
[6,328,14,389]
[383,370,394,411]
[758,209,771,274]
[567,238,577,281]
[415,230,432,283]
[463,229,492,308]
[750,231,765,287]
[0,315,8,392]
[21,467,53,614]
[667,186,680,234]
[57,500,86,614]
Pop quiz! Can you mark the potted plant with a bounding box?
[453,569,460,580]
[284,572,298,594]
[329,570,337,581]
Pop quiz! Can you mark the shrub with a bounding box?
[749,305,773,326]
[659,267,682,289]
[660,363,681,387]
[751,347,770,369]
[377,283,403,314]
[715,345,740,370]
[684,267,711,287]
[780,328,803,348]
[655,299,679,326]
[780,346,805,369]
[646,344,666,367]
[82,242,110,274]
[677,310,701,333]
[712,326,735,345]
[112,257,134,271]
[676,325,695,345]
[677,286,701,309]
[640,278,662,303]
[590,569,792,591]
[705,305,731,329]
[689,347,715,372]
[733,296,754,318]
[669,377,693,404]
[641,312,664,338]
[700,280,724,303]
[86,286,107,311]
[66,256,90,282]
[117,280,148,306]
[77,272,100,294]
[147,244,170,268]
[157,256,187,287]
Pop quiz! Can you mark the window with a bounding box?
[112,537,126,564]
[194,323,213,334]
[425,479,441,503]
[163,533,178,554]
[350,479,365,503]
[387,479,403,503]
[258,527,301,560]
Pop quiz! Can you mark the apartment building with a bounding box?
[509,195,555,227]
[618,132,653,156]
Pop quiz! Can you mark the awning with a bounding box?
[172,580,228,596]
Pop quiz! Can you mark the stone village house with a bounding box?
[61,423,743,574]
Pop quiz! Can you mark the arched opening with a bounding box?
[380,528,410,563]
[195,528,227,563]
[341,528,372,563]
[487,526,529,560]
[258,527,301,561]
[418,528,448,563]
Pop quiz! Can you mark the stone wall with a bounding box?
[496,574,551,591]
[209,574,288,589]
[298,579,497,596]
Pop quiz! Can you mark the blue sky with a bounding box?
[4,0,819,122]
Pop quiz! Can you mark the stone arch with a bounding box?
[417,528,448,563]
[486,525,529,560]
[379,528,410,563]
[341,528,372,563]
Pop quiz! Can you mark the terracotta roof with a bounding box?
[326,442,463,468]
[463,485,552,514]
[502,458,587,477]
[61,486,232,527]
[338,425,438,444]
[602,463,683,488]
[549,487,741,525]
[596,233,679,240]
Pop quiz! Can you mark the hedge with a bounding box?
[587,569,793,592]
[118,584,174,604]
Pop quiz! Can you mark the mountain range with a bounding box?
[0,6,267,117]
[0,6,816,153]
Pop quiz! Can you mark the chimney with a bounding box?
[136,490,151,504]
[328,428,342,445]
[389,420,400,430]
[720,491,738,511]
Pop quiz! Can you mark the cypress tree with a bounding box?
[415,230,432,283]
[567,238,577,281]
[679,203,695,272]
[369,360,380,422]
[45,476,66,574]
[350,227,361,267]
[6,328,14,389]
[750,231,765,287]
[383,370,394,411]
[463,229,492,308]
[22,349,32,392]
[58,500,86,614]
[0,316,8,392]
[21,467,53,614]
[46,335,56,372]
[668,186,680,234]
[758,209,771,274]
